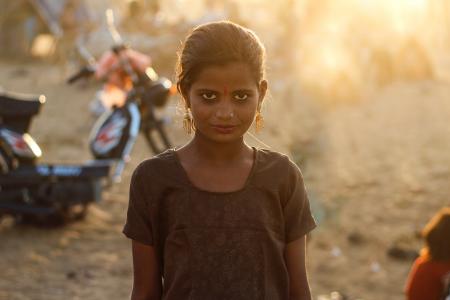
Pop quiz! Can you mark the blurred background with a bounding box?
[1,0,450,299]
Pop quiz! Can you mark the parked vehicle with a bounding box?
[0,10,175,225]
[0,63,174,224]
[0,91,110,224]
[68,9,175,156]
[68,45,175,157]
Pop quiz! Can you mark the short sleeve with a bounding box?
[283,160,317,243]
[122,165,154,245]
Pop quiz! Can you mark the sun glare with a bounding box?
[293,0,446,102]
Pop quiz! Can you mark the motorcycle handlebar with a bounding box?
[67,66,95,84]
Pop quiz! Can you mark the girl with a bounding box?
[405,207,450,300]
[123,21,316,300]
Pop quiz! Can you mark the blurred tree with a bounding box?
[0,0,45,57]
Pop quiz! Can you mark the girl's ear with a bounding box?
[258,80,268,109]
[181,90,191,109]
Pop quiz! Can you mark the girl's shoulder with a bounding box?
[255,148,301,174]
[253,148,304,188]
[135,148,175,170]
[132,149,183,186]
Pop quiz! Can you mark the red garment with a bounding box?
[95,48,151,88]
[94,48,151,109]
[405,254,450,300]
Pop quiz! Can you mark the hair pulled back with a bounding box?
[422,207,450,261]
[176,21,266,101]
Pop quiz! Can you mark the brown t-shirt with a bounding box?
[123,148,316,300]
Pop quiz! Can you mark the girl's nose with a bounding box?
[215,103,235,119]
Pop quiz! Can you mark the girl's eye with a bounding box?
[201,92,217,100]
[234,93,249,101]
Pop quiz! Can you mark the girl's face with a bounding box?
[186,62,267,144]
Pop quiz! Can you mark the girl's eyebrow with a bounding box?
[232,89,254,93]
[194,88,219,92]
[193,88,255,94]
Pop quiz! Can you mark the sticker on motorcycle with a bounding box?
[0,128,42,158]
[92,112,128,154]
[37,165,82,176]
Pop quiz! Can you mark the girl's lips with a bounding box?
[211,125,237,134]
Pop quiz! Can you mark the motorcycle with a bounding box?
[0,58,174,224]
[0,10,175,225]
[68,45,175,160]
[0,90,111,224]
[68,9,175,159]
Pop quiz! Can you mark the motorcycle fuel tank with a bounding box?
[89,102,140,160]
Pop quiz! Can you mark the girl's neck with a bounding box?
[186,134,251,163]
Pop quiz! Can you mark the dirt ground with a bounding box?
[0,59,449,300]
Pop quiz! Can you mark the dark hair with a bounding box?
[176,21,266,100]
[422,207,450,261]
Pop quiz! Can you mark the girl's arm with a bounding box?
[285,236,312,300]
[131,240,162,300]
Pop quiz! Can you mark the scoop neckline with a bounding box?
[170,147,259,195]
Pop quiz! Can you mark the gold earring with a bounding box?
[183,108,194,134]
[255,111,264,133]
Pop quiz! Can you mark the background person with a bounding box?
[405,207,450,300]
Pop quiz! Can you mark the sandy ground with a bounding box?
[0,59,449,300]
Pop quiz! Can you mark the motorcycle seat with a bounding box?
[0,92,45,117]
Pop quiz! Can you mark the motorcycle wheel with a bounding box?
[60,203,89,221]
[143,120,172,154]
[18,203,89,226]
